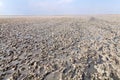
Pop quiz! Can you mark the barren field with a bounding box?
[0,15,120,80]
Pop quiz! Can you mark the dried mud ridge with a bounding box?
[0,16,120,80]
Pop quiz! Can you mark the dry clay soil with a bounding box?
[0,15,120,80]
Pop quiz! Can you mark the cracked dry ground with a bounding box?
[0,16,120,80]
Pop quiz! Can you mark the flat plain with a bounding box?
[0,15,120,80]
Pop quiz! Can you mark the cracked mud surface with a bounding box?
[0,15,120,80]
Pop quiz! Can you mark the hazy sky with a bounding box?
[0,0,120,15]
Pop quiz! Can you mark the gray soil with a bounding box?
[0,15,120,80]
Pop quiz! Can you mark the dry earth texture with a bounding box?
[0,15,120,80]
